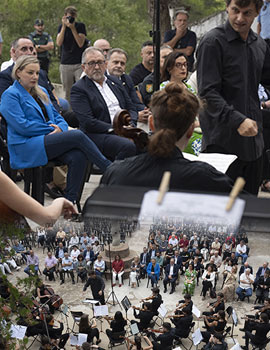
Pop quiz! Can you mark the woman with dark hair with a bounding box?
[105,311,127,341]
[0,55,111,204]
[78,314,100,344]
[76,254,87,282]
[160,51,193,92]
[112,254,124,287]
[202,265,216,300]
[101,82,233,194]
[201,310,227,343]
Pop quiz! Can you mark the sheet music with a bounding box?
[232,309,238,326]
[94,305,108,317]
[192,304,201,318]
[183,152,237,174]
[192,328,203,346]
[130,322,139,335]
[10,325,27,339]
[139,191,245,229]
[230,342,241,350]
[158,304,167,318]
[70,333,88,346]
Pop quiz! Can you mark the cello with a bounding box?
[44,285,63,310]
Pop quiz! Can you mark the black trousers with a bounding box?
[205,145,263,195]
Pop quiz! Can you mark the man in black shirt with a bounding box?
[132,303,154,331]
[197,0,270,195]
[56,6,87,101]
[83,270,105,305]
[148,322,175,350]
[129,41,154,86]
[163,10,197,72]
[242,313,270,349]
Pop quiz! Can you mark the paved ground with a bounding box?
[9,176,270,349]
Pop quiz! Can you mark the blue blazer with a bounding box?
[147,262,160,279]
[0,63,59,111]
[0,80,68,169]
[70,75,138,135]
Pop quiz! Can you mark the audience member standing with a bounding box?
[163,10,197,72]
[29,19,54,72]
[257,0,270,47]
[197,0,270,195]
[56,6,86,101]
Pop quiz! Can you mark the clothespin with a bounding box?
[157,171,171,205]
[226,177,245,211]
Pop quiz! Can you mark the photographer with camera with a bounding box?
[56,5,87,101]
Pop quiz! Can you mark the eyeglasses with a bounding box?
[85,60,105,67]
[175,62,187,69]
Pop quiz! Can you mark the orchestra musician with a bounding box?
[239,297,270,332]
[105,311,127,341]
[147,322,174,350]
[125,335,153,350]
[79,314,101,345]
[203,333,228,350]
[141,287,163,316]
[83,270,105,305]
[36,278,55,314]
[202,292,225,318]
[241,313,270,350]
[175,293,193,317]
[201,310,227,343]
[168,294,193,336]
[45,315,69,349]
[132,303,155,331]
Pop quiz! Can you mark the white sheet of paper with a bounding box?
[230,342,241,350]
[78,333,88,346]
[192,304,201,318]
[192,328,203,346]
[70,334,78,346]
[130,322,139,335]
[83,299,99,304]
[183,152,237,174]
[173,347,182,350]
[139,191,245,229]
[232,309,238,326]
[158,304,167,318]
[94,305,108,317]
[10,325,27,339]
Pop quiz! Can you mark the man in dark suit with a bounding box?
[140,247,150,279]
[70,47,138,160]
[106,48,150,131]
[254,262,270,289]
[164,258,178,294]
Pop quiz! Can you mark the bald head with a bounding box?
[93,39,111,58]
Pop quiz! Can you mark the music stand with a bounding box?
[229,307,238,343]
[121,296,131,320]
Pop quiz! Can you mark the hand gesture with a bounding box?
[49,124,62,135]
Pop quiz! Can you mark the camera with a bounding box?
[66,16,75,24]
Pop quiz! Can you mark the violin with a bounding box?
[113,110,149,151]
[44,285,63,310]
[132,306,151,312]
[147,328,164,333]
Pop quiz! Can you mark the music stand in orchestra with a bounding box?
[226,306,238,344]
[58,304,72,333]
[121,296,131,320]
[82,298,100,318]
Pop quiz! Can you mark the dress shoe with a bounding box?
[60,280,64,285]
[72,280,75,285]
[239,328,245,332]
[164,288,167,293]
[170,289,174,294]
[44,183,62,199]
[119,284,122,287]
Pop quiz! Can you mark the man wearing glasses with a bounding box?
[70,47,138,161]
[29,19,54,73]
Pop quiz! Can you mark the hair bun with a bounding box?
[164,81,184,95]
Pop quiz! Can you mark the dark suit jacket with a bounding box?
[140,252,150,266]
[55,247,68,259]
[239,265,253,276]
[0,64,59,111]
[256,266,270,280]
[165,264,178,279]
[70,75,138,135]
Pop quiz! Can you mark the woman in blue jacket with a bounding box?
[0,55,111,202]
[147,258,160,288]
